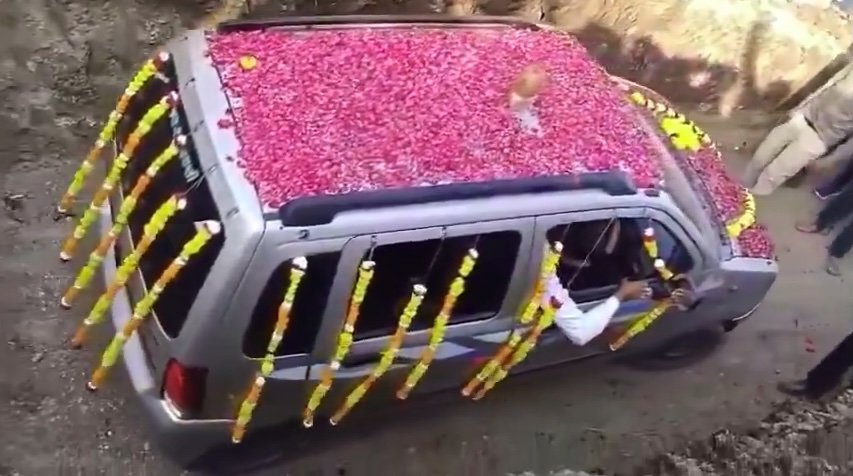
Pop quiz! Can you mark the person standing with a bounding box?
[778,330,853,399]
[742,64,853,195]
[794,184,853,276]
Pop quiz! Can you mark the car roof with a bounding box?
[205,18,663,209]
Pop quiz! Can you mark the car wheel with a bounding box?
[619,325,726,372]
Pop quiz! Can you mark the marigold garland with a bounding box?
[626,90,757,240]
[329,284,427,425]
[61,138,184,309]
[57,52,171,214]
[609,223,674,350]
[232,256,309,443]
[87,221,221,391]
[70,195,187,348]
[397,248,479,400]
[461,242,562,398]
[302,259,376,428]
[60,91,180,262]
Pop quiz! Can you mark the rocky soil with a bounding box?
[1,0,853,475]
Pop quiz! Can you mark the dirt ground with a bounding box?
[3,89,853,475]
[3,1,853,475]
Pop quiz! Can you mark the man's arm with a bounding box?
[551,295,621,346]
[811,132,853,171]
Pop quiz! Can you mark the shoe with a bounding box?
[814,188,841,200]
[776,379,821,399]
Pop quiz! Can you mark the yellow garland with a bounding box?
[627,91,757,239]
[57,52,171,214]
[232,257,308,443]
[397,249,479,400]
[461,242,562,398]
[70,195,187,349]
[609,300,670,351]
[609,224,673,349]
[302,259,376,428]
[329,284,427,426]
[60,91,180,262]
[473,294,559,401]
[87,221,221,391]
[60,138,183,309]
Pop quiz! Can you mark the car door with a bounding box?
[513,204,717,370]
[305,217,534,422]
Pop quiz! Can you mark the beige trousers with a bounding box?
[742,113,827,195]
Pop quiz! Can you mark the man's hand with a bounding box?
[615,279,651,301]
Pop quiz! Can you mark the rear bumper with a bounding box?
[97,202,232,467]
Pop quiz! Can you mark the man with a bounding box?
[544,275,650,345]
[809,132,853,199]
[778,331,853,400]
[742,63,853,196]
[794,181,853,275]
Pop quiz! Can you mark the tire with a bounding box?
[619,325,726,372]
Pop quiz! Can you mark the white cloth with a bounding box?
[541,275,621,346]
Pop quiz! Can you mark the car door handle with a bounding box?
[341,353,383,369]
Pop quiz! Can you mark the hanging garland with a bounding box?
[302,259,376,428]
[60,91,180,261]
[609,222,674,351]
[57,52,172,214]
[625,91,756,240]
[87,221,222,391]
[397,248,479,400]
[70,194,187,348]
[329,283,427,425]
[232,256,309,443]
[61,138,184,309]
[461,242,562,398]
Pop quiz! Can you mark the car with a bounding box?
[59,14,777,469]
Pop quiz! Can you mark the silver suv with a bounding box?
[72,15,777,468]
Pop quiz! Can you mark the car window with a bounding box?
[353,231,522,340]
[243,252,341,358]
[545,217,694,303]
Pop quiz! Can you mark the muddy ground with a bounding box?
[3,1,853,476]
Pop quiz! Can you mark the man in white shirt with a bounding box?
[543,275,651,346]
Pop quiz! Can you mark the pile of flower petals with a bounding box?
[206,27,662,207]
[682,144,774,258]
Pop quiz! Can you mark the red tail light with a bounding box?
[162,358,207,417]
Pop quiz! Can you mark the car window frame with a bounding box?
[310,217,535,365]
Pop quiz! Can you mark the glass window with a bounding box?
[353,231,522,340]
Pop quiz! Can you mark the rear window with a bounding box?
[243,230,521,357]
[116,60,224,338]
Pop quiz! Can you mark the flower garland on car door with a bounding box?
[609,223,674,351]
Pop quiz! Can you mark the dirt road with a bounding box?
[2,107,853,476]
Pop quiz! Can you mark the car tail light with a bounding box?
[162,358,207,417]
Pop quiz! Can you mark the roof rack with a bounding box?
[275,171,637,227]
[216,14,544,33]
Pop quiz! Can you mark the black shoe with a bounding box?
[776,379,821,399]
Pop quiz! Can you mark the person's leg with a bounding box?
[752,117,827,195]
[825,220,853,275]
[742,117,799,187]
[806,331,853,392]
[815,182,853,231]
[779,330,853,398]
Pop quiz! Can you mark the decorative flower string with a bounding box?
[60,91,180,261]
[57,52,171,214]
[87,221,221,391]
[609,223,673,350]
[473,298,560,400]
[626,90,757,240]
[461,242,562,398]
[329,284,427,426]
[232,256,308,443]
[397,248,479,400]
[60,138,183,309]
[302,259,376,428]
[70,195,187,349]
